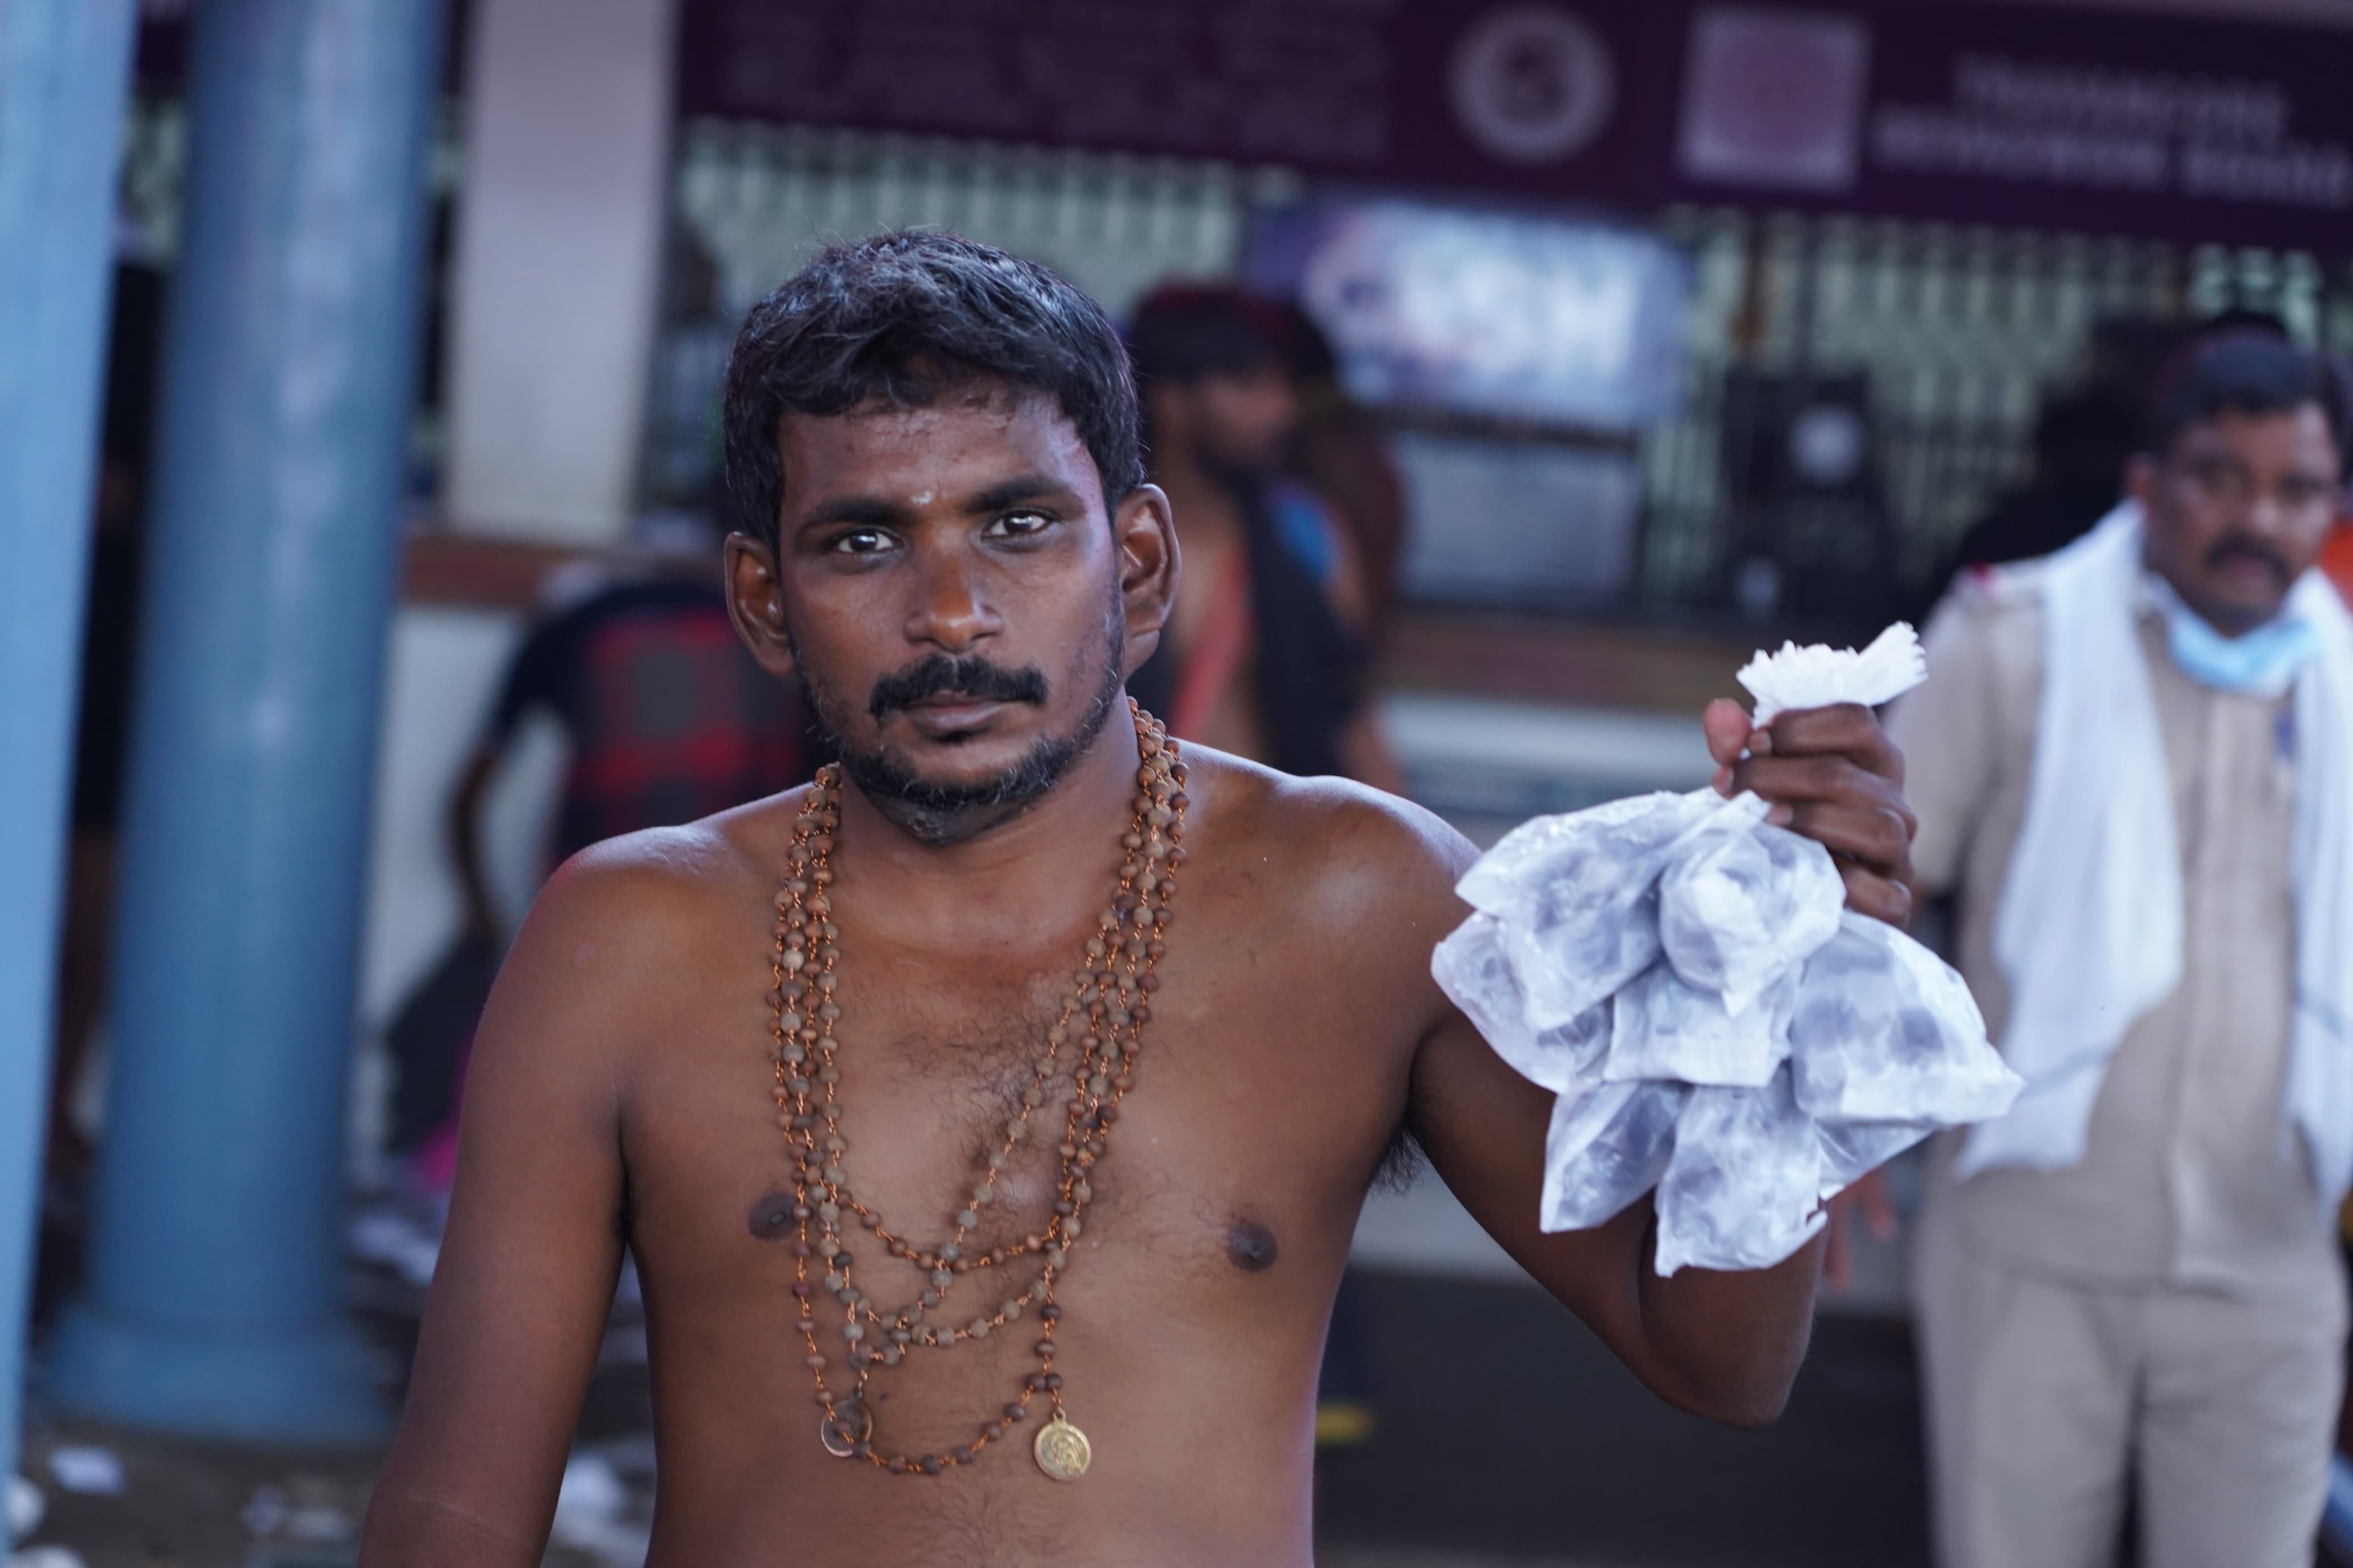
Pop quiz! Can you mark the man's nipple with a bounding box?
[748,1190,798,1241]
[1225,1218,1279,1273]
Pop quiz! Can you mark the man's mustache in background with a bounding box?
[868,654,1050,721]
[2205,534,2294,584]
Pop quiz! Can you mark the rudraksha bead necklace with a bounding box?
[769,699,1188,1480]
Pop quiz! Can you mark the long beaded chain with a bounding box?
[769,700,1188,1479]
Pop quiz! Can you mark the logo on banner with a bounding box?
[1679,6,1873,192]
[1448,6,1618,165]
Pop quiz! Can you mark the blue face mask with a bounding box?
[2145,573,2319,698]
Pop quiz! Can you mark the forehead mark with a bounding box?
[910,490,934,507]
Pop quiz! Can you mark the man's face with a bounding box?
[2132,403,2345,636]
[1173,363,1299,477]
[729,385,1174,844]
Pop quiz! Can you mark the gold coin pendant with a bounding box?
[819,1398,872,1458]
[1033,1411,1092,1480]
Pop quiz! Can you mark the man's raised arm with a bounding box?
[1407,1008,1828,1426]
[1406,700,1916,1426]
[358,850,660,1567]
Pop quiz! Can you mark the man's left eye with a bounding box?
[986,512,1053,539]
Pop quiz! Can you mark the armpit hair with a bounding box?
[1371,1121,1427,1195]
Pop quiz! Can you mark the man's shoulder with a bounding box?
[1187,748,1475,919]
[1943,555,2053,624]
[527,791,808,957]
[1920,556,2051,676]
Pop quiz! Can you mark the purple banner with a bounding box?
[1669,3,2353,253]
[672,0,2353,252]
[674,0,1669,211]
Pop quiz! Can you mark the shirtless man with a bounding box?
[359,232,1917,1567]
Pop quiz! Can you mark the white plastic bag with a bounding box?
[1654,1066,1827,1275]
[1605,962,1796,1090]
[1789,914,2012,1125]
[1432,621,2023,1276]
[1737,621,1929,726]
[1540,1081,1690,1233]
[1455,791,1710,1030]
[1816,1117,1937,1203]
[1432,913,1609,1094]
[1659,818,1845,1014]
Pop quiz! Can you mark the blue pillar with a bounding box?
[45,0,446,1444]
[0,0,140,1483]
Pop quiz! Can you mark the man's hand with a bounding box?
[1701,699,1917,928]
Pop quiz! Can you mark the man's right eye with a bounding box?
[833,528,894,555]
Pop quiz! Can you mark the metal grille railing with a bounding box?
[672,119,1300,321]
[1639,206,2353,611]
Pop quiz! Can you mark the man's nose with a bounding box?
[2243,481,2292,541]
[903,542,1002,653]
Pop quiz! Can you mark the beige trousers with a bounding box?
[1914,1206,2346,1568]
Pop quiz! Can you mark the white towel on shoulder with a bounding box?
[1958,503,2353,1208]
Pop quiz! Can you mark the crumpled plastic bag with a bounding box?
[1431,623,2024,1276]
[1455,791,1712,1030]
[1432,913,1609,1094]
[1737,622,1928,726]
[1541,1080,1691,1233]
[1606,961,1796,1090]
[1789,913,2013,1125]
[1654,1066,1826,1275]
[1816,1116,1937,1203]
[1659,816,1845,1014]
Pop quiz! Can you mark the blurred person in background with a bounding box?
[389,520,818,1190]
[1124,285,1398,791]
[1126,289,1402,1446]
[1273,301,1407,645]
[1889,331,2353,1568]
[1924,313,2298,617]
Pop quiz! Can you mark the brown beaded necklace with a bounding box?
[768,700,1188,1480]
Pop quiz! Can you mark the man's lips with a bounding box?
[899,696,1013,735]
[2210,550,2286,591]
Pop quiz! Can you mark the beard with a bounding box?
[794,607,1129,847]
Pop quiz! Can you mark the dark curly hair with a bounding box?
[721,231,1145,551]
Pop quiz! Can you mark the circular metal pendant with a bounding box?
[819,1398,872,1458]
[1033,1411,1092,1480]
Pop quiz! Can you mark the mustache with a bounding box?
[2205,535,2292,581]
[867,654,1050,721]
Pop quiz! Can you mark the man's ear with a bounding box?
[1114,483,1179,679]
[2124,451,2160,515]
[725,531,798,680]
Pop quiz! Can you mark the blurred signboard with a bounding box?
[676,0,2353,254]
[1387,433,1645,611]
[674,0,1670,210]
[1669,3,2353,253]
[1245,199,1690,431]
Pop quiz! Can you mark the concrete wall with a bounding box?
[442,0,678,542]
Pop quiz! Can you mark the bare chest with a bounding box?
[622,938,1394,1299]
